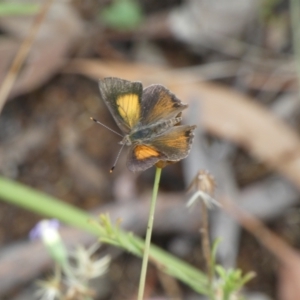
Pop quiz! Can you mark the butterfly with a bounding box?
[93,77,196,172]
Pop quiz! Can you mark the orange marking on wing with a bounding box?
[157,132,189,148]
[150,91,178,120]
[134,145,160,160]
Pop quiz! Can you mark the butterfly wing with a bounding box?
[99,77,143,134]
[140,84,187,126]
[127,125,196,172]
[127,144,167,172]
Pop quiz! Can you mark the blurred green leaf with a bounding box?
[100,0,143,31]
[0,176,98,234]
[215,265,255,299]
[0,3,39,16]
[0,176,209,295]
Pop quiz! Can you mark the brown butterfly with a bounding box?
[93,77,196,172]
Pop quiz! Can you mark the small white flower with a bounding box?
[30,219,60,244]
[69,243,111,280]
[35,275,61,300]
[30,219,67,265]
[187,170,220,209]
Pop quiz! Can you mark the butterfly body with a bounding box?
[121,116,183,146]
[98,77,196,172]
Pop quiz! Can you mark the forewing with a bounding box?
[140,84,187,125]
[99,77,143,134]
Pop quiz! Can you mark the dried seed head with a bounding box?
[196,170,216,195]
[187,170,219,209]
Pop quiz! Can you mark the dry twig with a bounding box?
[0,0,54,113]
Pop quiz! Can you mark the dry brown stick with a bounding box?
[200,200,212,283]
[0,0,54,114]
[220,196,298,265]
[188,171,216,284]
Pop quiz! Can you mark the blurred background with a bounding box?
[1,0,300,299]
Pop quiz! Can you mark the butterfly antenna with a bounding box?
[90,117,123,137]
[110,143,126,173]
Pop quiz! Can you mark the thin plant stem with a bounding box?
[200,201,212,283]
[137,167,162,300]
[289,0,300,92]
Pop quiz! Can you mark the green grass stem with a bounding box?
[0,3,39,15]
[0,176,209,294]
[290,0,300,91]
[0,176,98,235]
[138,167,162,300]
